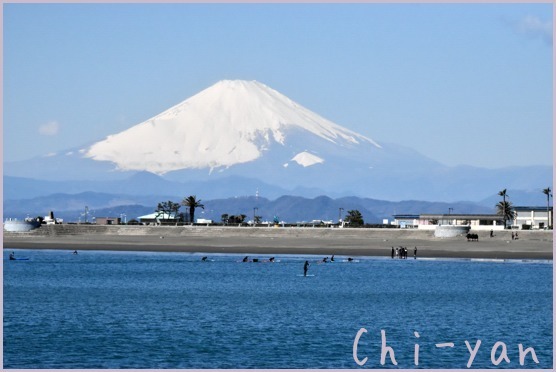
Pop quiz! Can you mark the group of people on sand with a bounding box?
[391,246,417,259]
[490,230,520,241]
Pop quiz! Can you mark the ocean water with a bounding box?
[3,248,553,369]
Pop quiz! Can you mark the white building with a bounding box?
[196,218,213,224]
[418,214,503,231]
[393,213,503,230]
[393,207,553,231]
[391,214,420,228]
[512,206,553,230]
[137,212,178,225]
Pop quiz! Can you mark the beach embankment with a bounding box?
[3,224,553,259]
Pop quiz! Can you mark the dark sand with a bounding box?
[3,225,553,260]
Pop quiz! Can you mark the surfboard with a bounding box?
[297,274,315,277]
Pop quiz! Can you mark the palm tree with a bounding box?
[498,189,509,229]
[542,187,552,229]
[181,195,204,224]
[496,200,514,228]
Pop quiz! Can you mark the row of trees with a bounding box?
[496,187,552,229]
[219,210,366,226]
[152,188,551,228]
[154,200,367,226]
[155,196,204,223]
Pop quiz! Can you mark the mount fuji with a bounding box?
[86,80,382,174]
[4,80,551,202]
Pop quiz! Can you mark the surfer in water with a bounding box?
[242,256,249,262]
[9,252,15,260]
[303,260,310,276]
[201,256,208,261]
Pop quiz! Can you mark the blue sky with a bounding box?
[3,2,553,168]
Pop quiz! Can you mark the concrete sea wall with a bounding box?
[3,223,551,242]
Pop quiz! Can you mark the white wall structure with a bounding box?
[434,225,471,238]
[3,219,40,232]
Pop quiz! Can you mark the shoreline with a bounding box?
[3,225,553,260]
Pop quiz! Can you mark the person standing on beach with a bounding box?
[414,247,417,259]
[304,260,310,276]
[391,247,395,259]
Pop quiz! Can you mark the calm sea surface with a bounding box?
[3,248,553,369]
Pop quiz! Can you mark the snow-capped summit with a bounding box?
[85,80,381,174]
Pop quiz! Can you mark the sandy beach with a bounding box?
[3,224,553,260]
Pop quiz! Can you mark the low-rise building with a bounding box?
[95,217,121,225]
[393,213,502,230]
[392,214,420,228]
[138,212,178,225]
[512,206,553,230]
[196,218,213,224]
[393,207,552,230]
[418,214,503,230]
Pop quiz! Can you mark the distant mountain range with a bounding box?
[4,186,550,224]
[3,80,551,202]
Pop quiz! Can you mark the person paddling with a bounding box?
[9,252,15,260]
[303,260,310,276]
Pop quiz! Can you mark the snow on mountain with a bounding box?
[85,80,380,174]
[287,151,325,168]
